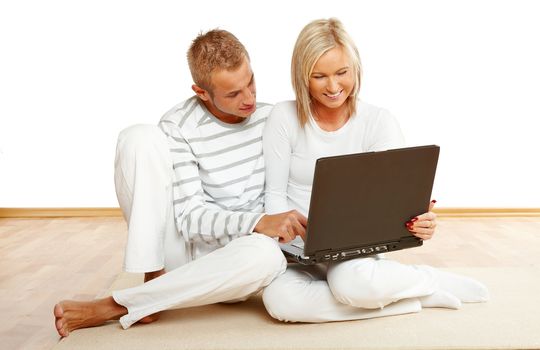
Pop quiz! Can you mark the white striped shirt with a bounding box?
[159,96,272,258]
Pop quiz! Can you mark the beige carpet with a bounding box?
[54,268,540,350]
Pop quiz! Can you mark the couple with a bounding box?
[54,18,488,336]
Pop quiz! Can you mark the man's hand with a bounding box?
[254,210,307,243]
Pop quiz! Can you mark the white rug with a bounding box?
[53,268,540,350]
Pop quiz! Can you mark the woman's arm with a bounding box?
[263,103,295,214]
[368,110,437,240]
[368,109,406,151]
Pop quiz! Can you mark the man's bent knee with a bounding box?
[117,124,164,155]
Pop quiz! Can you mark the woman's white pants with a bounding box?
[262,255,442,323]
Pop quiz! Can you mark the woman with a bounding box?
[262,18,489,322]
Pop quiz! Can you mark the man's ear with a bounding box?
[192,84,210,101]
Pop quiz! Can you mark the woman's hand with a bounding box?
[405,200,437,240]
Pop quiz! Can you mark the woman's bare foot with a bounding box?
[53,297,127,337]
[137,268,166,324]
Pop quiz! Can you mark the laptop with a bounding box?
[280,145,440,265]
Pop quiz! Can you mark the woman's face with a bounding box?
[309,46,355,112]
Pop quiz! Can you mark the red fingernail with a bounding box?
[411,217,418,222]
[431,199,437,203]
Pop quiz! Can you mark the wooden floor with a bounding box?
[0,216,539,350]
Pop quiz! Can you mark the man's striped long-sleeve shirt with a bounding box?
[158,96,272,259]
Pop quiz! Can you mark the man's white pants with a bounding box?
[113,124,287,329]
[113,232,286,329]
[114,124,187,272]
[263,255,442,323]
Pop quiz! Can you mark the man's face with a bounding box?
[200,57,257,123]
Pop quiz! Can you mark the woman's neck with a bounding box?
[312,102,350,132]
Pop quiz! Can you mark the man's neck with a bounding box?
[202,99,246,124]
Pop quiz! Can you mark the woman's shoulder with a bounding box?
[355,100,398,125]
[271,100,297,114]
[356,100,393,118]
[268,100,300,127]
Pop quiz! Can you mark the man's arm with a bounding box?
[159,119,264,245]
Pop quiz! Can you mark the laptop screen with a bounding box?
[303,145,439,257]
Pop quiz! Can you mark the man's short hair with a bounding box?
[187,29,250,91]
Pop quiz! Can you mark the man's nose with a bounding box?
[243,88,255,105]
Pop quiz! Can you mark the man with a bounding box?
[54,29,306,336]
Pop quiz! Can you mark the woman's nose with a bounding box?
[327,77,339,93]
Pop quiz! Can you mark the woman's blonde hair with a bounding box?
[187,29,249,91]
[291,18,362,126]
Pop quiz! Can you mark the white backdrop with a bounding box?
[1,0,539,207]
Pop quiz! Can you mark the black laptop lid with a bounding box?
[303,145,440,256]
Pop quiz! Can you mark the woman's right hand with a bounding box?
[405,200,437,240]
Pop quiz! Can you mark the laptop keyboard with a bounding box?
[291,241,305,249]
[290,241,387,255]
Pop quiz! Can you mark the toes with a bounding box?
[54,303,69,337]
[138,313,160,324]
[54,303,64,318]
[55,318,68,337]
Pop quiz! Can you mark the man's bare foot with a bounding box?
[54,297,127,337]
[144,269,165,283]
[137,268,166,324]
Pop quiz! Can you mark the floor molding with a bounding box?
[1,207,540,218]
[434,208,540,217]
[0,208,123,218]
